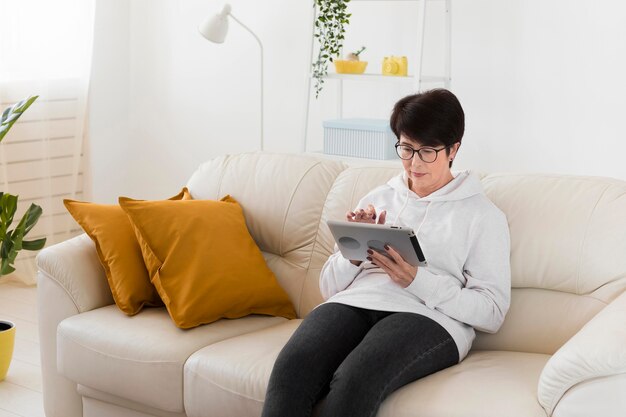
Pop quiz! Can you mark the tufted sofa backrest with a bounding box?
[186,153,345,317]
[188,153,626,355]
[474,173,626,353]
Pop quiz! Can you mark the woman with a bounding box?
[261,89,511,417]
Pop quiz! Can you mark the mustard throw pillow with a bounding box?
[64,188,191,316]
[118,195,297,329]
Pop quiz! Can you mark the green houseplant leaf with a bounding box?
[0,193,18,242]
[0,202,46,276]
[22,238,47,251]
[0,95,38,143]
[0,96,47,276]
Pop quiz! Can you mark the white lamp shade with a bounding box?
[198,4,231,43]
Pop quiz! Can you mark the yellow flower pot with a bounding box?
[334,60,368,74]
[0,320,15,381]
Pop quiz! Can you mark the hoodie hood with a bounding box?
[386,170,485,228]
[387,170,484,202]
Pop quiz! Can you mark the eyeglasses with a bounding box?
[394,143,450,163]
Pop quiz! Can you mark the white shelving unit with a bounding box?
[302,0,452,154]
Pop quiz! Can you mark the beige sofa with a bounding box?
[37,153,626,417]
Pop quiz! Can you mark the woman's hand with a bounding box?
[366,245,417,288]
[345,205,386,266]
[346,204,387,225]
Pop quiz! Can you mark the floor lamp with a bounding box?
[198,4,264,151]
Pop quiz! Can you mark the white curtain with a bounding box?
[0,0,95,285]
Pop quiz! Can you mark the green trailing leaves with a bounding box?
[0,95,38,143]
[312,0,351,98]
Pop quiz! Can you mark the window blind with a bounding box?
[0,78,86,280]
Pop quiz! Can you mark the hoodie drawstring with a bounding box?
[392,188,432,237]
[392,189,410,226]
[416,201,432,236]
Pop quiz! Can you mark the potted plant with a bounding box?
[0,320,15,381]
[312,0,352,98]
[0,96,46,277]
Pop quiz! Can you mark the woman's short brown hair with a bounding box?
[390,89,465,166]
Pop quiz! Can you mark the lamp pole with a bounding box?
[199,5,264,151]
[229,14,264,151]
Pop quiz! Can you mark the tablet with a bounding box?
[327,219,427,267]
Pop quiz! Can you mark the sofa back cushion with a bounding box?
[186,153,345,318]
[473,173,626,353]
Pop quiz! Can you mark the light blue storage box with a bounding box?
[323,119,397,160]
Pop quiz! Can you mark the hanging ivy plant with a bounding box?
[312,0,352,98]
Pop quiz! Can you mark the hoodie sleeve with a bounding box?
[404,211,511,333]
[319,245,364,300]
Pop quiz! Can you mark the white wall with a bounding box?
[89,0,626,202]
[88,0,131,202]
[452,0,626,178]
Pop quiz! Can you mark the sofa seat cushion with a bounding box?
[377,350,549,417]
[77,384,187,417]
[57,305,287,413]
[184,319,301,417]
[183,320,550,417]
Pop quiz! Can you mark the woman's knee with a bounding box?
[270,303,369,384]
[327,353,380,397]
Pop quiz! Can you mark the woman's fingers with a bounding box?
[350,206,376,223]
[385,245,417,277]
[370,257,395,279]
[347,205,383,224]
[367,249,394,271]
[368,246,416,288]
[384,245,404,263]
[369,253,404,285]
[347,210,367,222]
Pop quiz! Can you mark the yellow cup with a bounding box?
[0,320,16,381]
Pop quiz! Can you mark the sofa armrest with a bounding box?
[538,290,626,416]
[36,233,113,417]
[36,233,113,312]
[550,373,626,417]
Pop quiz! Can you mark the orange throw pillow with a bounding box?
[119,195,296,329]
[64,188,191,315]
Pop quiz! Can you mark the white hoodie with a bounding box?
[319,170,511,361]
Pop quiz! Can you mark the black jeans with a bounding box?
[261,302,459,417]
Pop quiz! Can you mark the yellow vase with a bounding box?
[0,320,16,381]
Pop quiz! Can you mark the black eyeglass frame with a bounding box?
[394,143,452,163]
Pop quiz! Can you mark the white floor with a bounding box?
[0,279,45,417]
